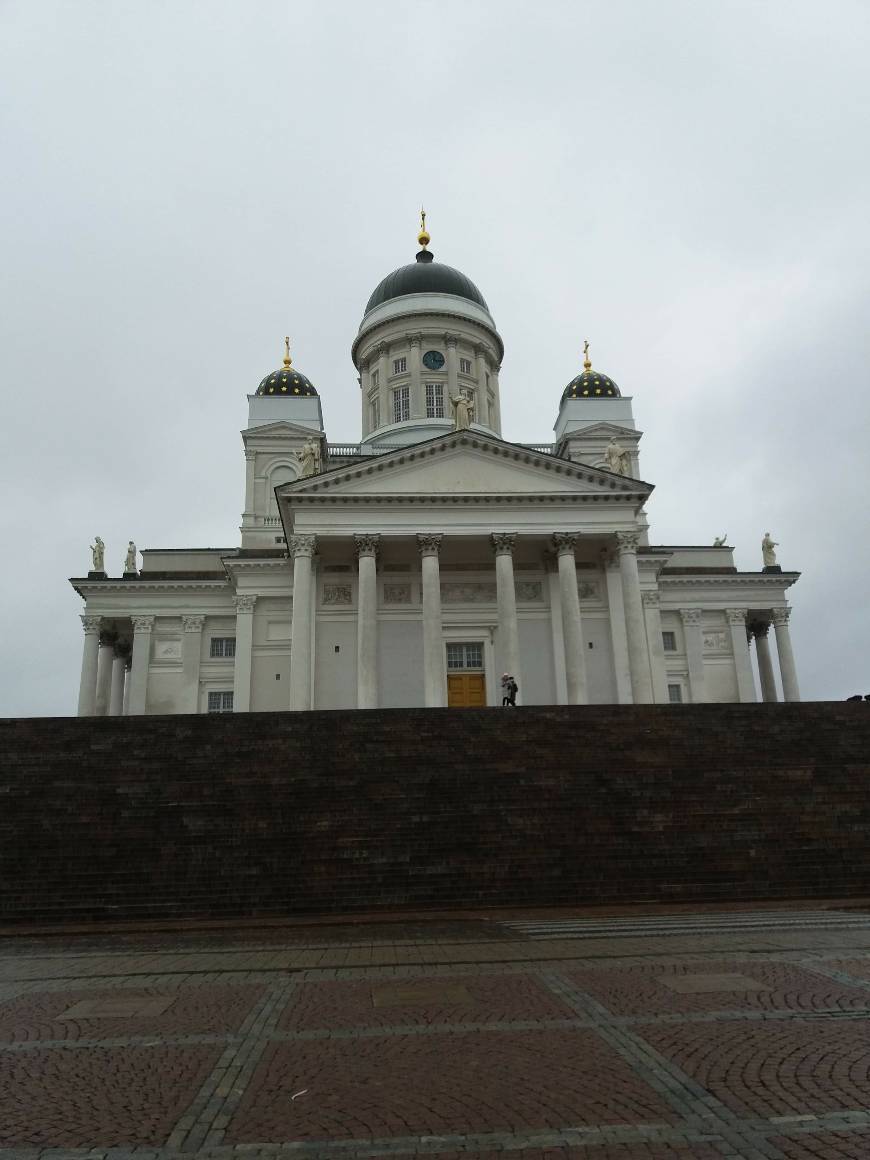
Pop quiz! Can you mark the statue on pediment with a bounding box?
[604,437,630,476]
[299,437,321,478]
[450,392,474,430]
[713,533,727,547]
[762,532,778,568]
[91,536,105,572]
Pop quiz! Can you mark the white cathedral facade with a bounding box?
[71,222,801,717]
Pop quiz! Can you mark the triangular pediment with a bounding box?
[277,430,652,501]
[242,420,323,440]
[566,421,642,440]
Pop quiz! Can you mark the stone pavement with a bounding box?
[2,904,870,1158]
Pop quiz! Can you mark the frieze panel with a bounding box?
[515,581,543,601]
[153,638,182,661]
[322,584,352,606]
[441,582,497,604]
[383,583,412,604]
[579,581,600,600]
[702,631,730,654]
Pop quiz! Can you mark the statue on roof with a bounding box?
[299,437,321,478]
[124,541,138,574]
[761,532,779,568]
[604,437,630,476]
[91,536,105,572]
[713,533,727,547]
[450,391,474,430]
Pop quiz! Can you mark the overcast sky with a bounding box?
[1,0,868,716]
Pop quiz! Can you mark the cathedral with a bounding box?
[71,219,801,716]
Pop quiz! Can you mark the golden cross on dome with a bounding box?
[418,206,430,248]
[283,336,292,368]
[583,339,592,371]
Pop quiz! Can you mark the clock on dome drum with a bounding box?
[422,350,445,370]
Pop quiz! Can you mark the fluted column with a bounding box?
[289,535,316,711]
[418,533,445,706]
[492,533,521,694]
[615,532,653,703]
[181,614,205,714]
[377,342,389,421]
[108,644,128,717]
[128,615,154,716]
[408,334,423,419]
[641,591,670,703]
[680,608,707,703]
[445,333,459,412]
[726,608,757,702]
[553,533,587,703]
[772,606,800,702]
[77,615,102,716]
[355,534,379,708]
[474,345,489,427]
[751,622,778,702]
[93,630,116,716]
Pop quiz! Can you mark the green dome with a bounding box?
[256,365,317,397]
[365,249,488,314]
[563,368,621,400]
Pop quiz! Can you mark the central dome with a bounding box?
[365,249,489,314]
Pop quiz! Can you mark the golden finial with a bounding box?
[417,206,430,249]
[583,339,592,371]
[283,336,292,368]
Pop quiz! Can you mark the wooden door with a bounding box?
[447,673,487,707]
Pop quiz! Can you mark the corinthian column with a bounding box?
[445,333,459,411]
[232,598,257,712]
[771,606,800,701]
[408,333,423,419]
[726,608,757,702]
[77,615,102,716]
[128,615,155,716]
[552,533,587,703]
[615,532,653,703]
[289,535,316,710]
[181,615,205,714]
[108,643,128,717]
[492,533,521,693]
[751,622,778,702]
[94,631,117,716]
[641,591,669,704]
[418,533,445,707]
[355,534,380,708]
[680,608,707,703]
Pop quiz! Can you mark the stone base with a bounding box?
[122,571,139,580]
[762,565,782,573]
[87,570,107,579]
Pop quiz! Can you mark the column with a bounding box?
[377,342,389,423]
[546,559,568,703]
[418,533,445,706]
[355,534,379,708]
[553,533,587,703]
[232,596,257,712]
[289,534,316,711]
[751,622,778,702]
[771,606,801,701]
[77,615,102,716]
[680,608,708,703]
[108,644,128,716]
[181,614,205,714]
[127,615,155,716]
[122,659,132,715]
[94,631,116,716]
[603,552,632,703]
[408,334,423,419]
[492,533,521,693]
[474,345,489,426]
[490,365,502,434]
[615,532,653,703]
[243,449,256,522]
[445,333,459,413]
[641,591,670,704]
[726,608,757,703]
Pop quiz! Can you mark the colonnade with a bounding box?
[749,609,800,701]
[76,618,133,717]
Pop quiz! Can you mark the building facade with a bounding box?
[71,224,800,715]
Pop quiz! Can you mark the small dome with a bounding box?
[562,369,620,400]
[256,338,318,396]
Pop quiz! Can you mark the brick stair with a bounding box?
[2,703,870,924]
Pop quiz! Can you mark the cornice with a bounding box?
[222,558,290,573]
[284,492,649,506]
[70,578,230,597]
[353,308,503,365]
[658,573,799,588]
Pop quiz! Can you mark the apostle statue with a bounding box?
[713,533,727,547]
[604,437,630,476]
[450,392,474,430]
[299,437,321,478]
[124,541,138,574]
[91,536,105,572]
[761,532,779,568]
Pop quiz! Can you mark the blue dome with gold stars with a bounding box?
[562,344,620,400]
[255,339,318,397]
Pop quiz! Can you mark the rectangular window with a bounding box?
[369,395,380,429]
[459,357,472,375]
[371,368,379,388]
[446,642,484,670]
[662,631,677,652]
[209,637,236,658]
[667,684,683,704]
[392,385,410,423]
[393,357,407,374]
[207,691,234,713]
[425,381,444,418]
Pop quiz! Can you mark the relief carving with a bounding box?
[441,582,497,604]
[383,583,412,604]
[322,584,352,606]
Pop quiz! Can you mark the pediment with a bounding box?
[563,421,642,440]
[277,431,651,501]
[242,420,322,440]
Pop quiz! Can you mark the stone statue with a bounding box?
[713,533,727,547]
[91,536,105,571]
[450,392,474,430]
[604,438,630,476]
[124,541,138,574]
[761,532,778,568]
[299,438,320,478]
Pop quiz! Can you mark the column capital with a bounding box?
[443,332,459,347]
[615,531,641,555]
[182,614,206,632]
[680,608,702,627]
[407,332,422,347]
[354,533,380,559]
[750,621,770,639]
[725,608,748,626]
[289,534,317,559]
[114,640,132,661]
[641,591,661,607]
[417,533,443,557]
[491,532,517,556]
[81,614,102,635]
[375,340,388,357]
[234,594,257,614]
[131,614,155,634]
[98,629,118,646]
[552,532,578,557]
[771,606,792,627]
